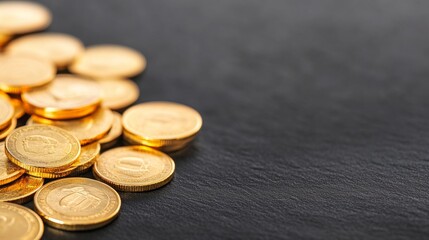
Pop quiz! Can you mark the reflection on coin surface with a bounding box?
[0,175,44,204]
[0,1,51,34]
[5,125,80,172]
[22,74,101,119]
[122,102,202,151]
[97,78,139,110]
[34,177,121,231]
[0,142,24,186]
[69,45,146,78]
[30,107,113,145]
[0,96,14,130]
[0,34,10,47]
[99,111,122,150]
[0,118,17,141]
[10,98,25,119]
[0,202,44,240]
[0,55,55,93]
[6,33,84,68]
[93,146,175,192]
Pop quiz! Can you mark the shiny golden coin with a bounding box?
[93,146,175,192]
[0,118,16,141]
[22,74,101,119]
[99,111,122,150]
[0,55,55,94]
[0,1,51,35]
[0,175,44,204]
[30,107,114,145]
[0,95,14,129]
[28,142,100,178]
[97,78,139,110]
[6,33,84,68]
[69,44,146,78]
[34,177,121,231]
[5,125,81,173]
[10,98,25,119]
[0,202,44,240]
[122,102,202,151]
[0,142,24,186]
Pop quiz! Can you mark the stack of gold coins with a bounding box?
[0,0,206,237]
[122,101,203,152]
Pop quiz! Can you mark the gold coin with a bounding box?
[123,130,195,152]
[0,1,51,35]
[0,175,44,204]
[6,33,84,68]
[99,111,122,150]
[30,107,114,145]
[28,142,100,178]
[5,125,81,173]
[122,102,202,151]
[22,74,101,119]
[0,34,10,47]
[34,177,121,231]
[0,54,55,94]
[0,202,44,240]
[0,95,14,129]
[10,98,25,119]
[97,78,139,110]
[0,118,16,141]
[0,142,24,186]
[69,44,146,78]
[93,146,175,192]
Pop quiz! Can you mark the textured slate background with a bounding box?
[25,0,429,239]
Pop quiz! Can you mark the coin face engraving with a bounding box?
[114,157,150,177]
[123,102,202,140]
[34,178,120,230]
[0,202,44,240]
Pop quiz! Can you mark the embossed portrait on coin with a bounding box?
[113,156,150,177]
[59,186,101,211]
[22,135,70,156]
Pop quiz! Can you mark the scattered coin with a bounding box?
[97,78,139,110]
[99,111,123,150]
[0,54,55,94]
[5,125,81,173]
[0,175,44,204]
[122,102,202,152]
[0,1,51,35]
[0,118,17,141]
[0,142,25,186]
[93,146,175,192]
[6,33,84,68]
[9,98,25,119]
[29,107,113,145]
[0,202,44,240]
[34,177,121,231]
[22,74,101,119]
[69,44,146,78]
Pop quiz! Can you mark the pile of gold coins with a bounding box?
[0,1,202,239]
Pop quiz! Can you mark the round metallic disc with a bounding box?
[10,98,25,119]
[6,33,84,68]
[5,125,81,173]
[30,107,114,145]
[0,54,55,94]
[122,101,203,143]
[0,95,14,130]
[0,175,44,204]
[0,202,44,240]
[0,1,51,35]
[0,142,24,186]
[93,146,175,192]
[99,111,122,150]
[97,78,139,110]
[69,44,146,78]
[21,74,101,119]
[34,177,121,231]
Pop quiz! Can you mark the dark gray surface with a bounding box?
[26,0,429,239]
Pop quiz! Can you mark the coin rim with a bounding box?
[0,175,44,204]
